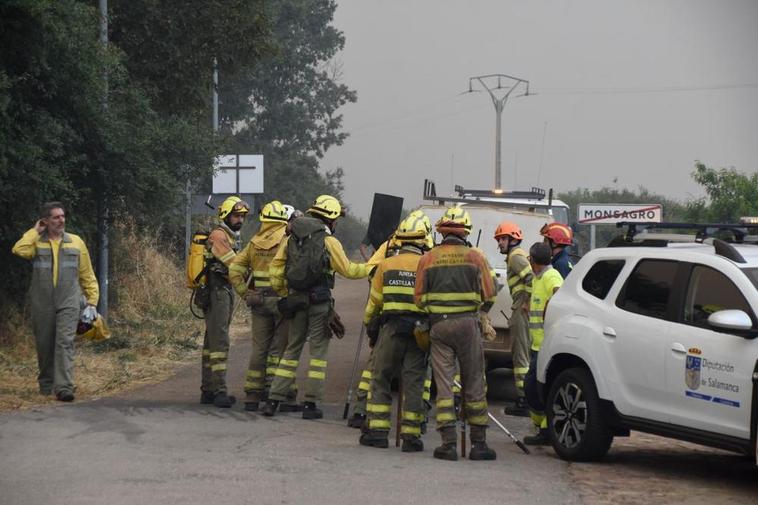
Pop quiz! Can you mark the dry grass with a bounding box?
[0,218,205,412]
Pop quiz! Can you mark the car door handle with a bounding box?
[670,343,687,354]
[602,327,616,338]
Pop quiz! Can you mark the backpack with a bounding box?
[186,230,209,289]
[285,217,331,291]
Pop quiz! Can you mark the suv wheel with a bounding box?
[546,367,613,461]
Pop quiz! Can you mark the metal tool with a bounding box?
[453,379,530,455]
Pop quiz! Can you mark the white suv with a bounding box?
[536,226,758,462]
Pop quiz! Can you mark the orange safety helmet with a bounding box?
[494,222,523,241]
[540,222,573,246]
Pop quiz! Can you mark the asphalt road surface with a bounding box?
[1,279,756,505]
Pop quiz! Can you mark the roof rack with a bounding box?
[615,221,758,244]
[454,184,546,200]
[423,179,555,208]
[608,221,758,264]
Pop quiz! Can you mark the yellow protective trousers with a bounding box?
[268,298,331,403]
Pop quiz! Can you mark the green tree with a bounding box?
[684,162,758,223]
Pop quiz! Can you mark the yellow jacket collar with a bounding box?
[252,222,287,249]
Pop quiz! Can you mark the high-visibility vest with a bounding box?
[528,267,564,351]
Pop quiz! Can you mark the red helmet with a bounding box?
[494,222,523,241]
[540,222,573,246]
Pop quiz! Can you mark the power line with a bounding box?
[534,82,758,95]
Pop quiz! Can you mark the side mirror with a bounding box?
[707,310,753,332]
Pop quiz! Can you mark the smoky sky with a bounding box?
[322,0,758,219]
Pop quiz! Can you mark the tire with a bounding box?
[546,367,613,462]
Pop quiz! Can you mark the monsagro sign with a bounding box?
[578,203,663,224]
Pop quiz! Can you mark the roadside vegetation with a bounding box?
[0,222,203,411]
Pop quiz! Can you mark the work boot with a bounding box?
[278,402,304,413]
[469,441,497,460]
[359,430,389,448]
[504,397,529,417]
[262,399,279,417]
[244,393,261,411]
[401,437,424,453]
[433,442,458,461]
[200,391,215,405]
[56,391,75,402]
[347,413,366,429]
[213,392,236,408]
[523,428,551,446]
[302,402,323,420]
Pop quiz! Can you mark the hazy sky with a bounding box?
[321,0,758,220]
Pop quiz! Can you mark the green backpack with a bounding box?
[285,217,331,291]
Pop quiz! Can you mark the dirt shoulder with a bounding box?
[0,318,251,413]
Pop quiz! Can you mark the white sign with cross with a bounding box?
[212,154,264,194]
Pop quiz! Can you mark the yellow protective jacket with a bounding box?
[12,228,99,309]
[204,223,238,280]
[414,236,497,315]
[529,266,564,351]
[269,227,370,296]
[228,222,287,296]
[363,246,426,324]
[507,247,533,307]
[367,237,400,267]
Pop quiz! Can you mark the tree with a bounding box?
[684,162,758,223]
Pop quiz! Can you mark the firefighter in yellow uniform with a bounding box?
[348,210,434,429]
[12,202,99,401]
[201,196,249,408]
[263,195,370,419]
[494,222,534,417]
[359,214,431,451]
[229,200,298,412]
[415,206,499,461]
[523,242,564,445]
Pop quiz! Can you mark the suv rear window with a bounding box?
[582,260,625,299]
[616,259,678,320]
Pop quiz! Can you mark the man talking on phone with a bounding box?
[12,202,99,401]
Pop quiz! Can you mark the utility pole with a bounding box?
[466,74,530,191]
[97,0,109,318]
[187,58,221,260]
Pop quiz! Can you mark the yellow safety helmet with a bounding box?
[435,206,472,237]
[407,209,434,248]
[76,317,111,342]
[259,200,289,223]
[308,194,344,220]
[395,212,432,248]
[218,196,250,220]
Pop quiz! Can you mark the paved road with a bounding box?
[1,279,756,504]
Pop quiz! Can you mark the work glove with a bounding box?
[479,313,497,342]
[328,310,346,339]
[81,304,98,324]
